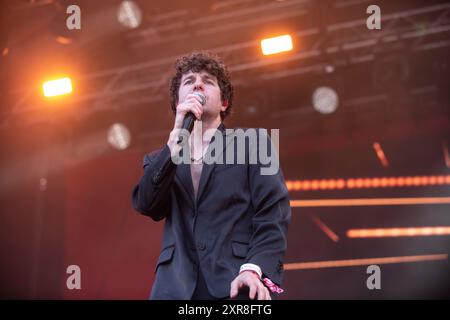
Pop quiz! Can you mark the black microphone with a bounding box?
[177,92,206,145]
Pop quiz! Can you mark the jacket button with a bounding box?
[197,243,206,251]
[152,172,161,184]
[277,261,284,273]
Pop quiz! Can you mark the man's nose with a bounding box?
[193,78,204,90]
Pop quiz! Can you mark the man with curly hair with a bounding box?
[132,52,291,300]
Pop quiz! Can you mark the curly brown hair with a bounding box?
[169,52,234,120]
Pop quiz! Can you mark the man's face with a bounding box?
[178,70,228,121]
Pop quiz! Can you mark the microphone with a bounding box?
[177,92,206,145]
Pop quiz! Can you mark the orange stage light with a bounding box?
[347,227,450,238]
[290,197,450,207]
[310,216,339,242]
[373,142,389,167]
[261,34,293,55]
[43,77,72,97]
[284,254,448,270]
[286,175,450,191]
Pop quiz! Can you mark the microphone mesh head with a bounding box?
[194,92,206,105]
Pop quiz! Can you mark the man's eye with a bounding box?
[184,80,192,84]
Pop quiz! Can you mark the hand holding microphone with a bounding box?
[177,92,205,144]
[167,92,206,150]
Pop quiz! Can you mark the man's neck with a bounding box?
[189,116,221,158]
[191,116,221,143]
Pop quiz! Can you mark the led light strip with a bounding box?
[286,175,450,191]
[290,197,450,207]
[284,254,448,270]
[347,227,450,238]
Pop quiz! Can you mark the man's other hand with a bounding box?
[229,271,271,300]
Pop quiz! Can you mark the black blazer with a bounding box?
[132,124,291,299]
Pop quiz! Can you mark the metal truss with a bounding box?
[3,1,450,128]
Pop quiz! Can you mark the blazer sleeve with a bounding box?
[245,130,292,285]
[131,144,177,221]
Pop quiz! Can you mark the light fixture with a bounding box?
[117,0,142,29]
[261,34,293,56]
[43,77,72,97]
[347,227,450,238]
[107,123,131,150]
[312,86,339,114]
[286,175,450,191]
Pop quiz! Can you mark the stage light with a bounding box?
[117,0,142,29]
[107,123,131,150]
[347,227,450,238]
[55,36,73,45]
[443,142,450,168]
[310,215,339,242]
[312,86,339,114]
[43,77,72,97]
[290,197,450,208]
[373,142,389,167]
[261,34,293,56]
[284,254,448,270]
[325,65,335,73]
[286,175,450,191]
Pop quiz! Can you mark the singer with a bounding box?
[132,52,291,300]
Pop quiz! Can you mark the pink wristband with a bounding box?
[239,270,284,294]
[262,277,284,294]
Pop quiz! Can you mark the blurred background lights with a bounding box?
[117,1,142,29]
[107,123,131,150]
[39,178,47,192]
[325,65,335,73]
[312,86,339,114]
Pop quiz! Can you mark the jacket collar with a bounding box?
[175,122,233,209]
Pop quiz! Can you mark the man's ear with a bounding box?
[221,100,229,112]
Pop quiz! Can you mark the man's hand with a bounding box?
[173,93,204,129]
[167,93,204,155]
[230,271,271,300]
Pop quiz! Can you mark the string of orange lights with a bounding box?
[286,175,450,191]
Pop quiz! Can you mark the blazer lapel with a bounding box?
[175,154,195,210]
[196,123,234,204]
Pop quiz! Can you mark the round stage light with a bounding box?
[312,86,339,114]
[117,0,142,29]
[107,123,131,150]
